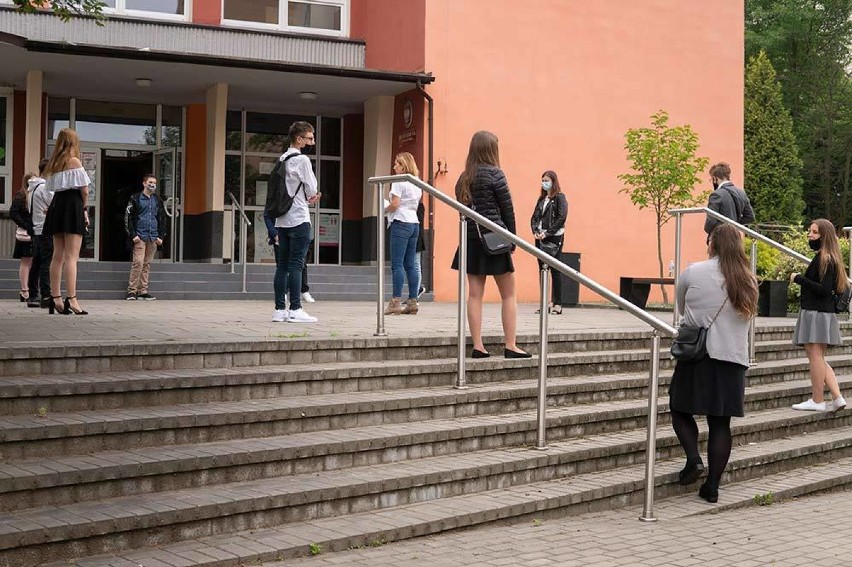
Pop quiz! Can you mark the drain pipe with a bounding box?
[416,81,435,293]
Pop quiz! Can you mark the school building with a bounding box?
[0,0,743,303]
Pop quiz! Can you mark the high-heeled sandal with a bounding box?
[64,296,88,316]
[19,290,28,303]
[48,295,67,315]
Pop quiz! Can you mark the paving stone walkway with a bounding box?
[280,488,851,567]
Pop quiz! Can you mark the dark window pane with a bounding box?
[224,0,279,24]
[161,105,182,147]
[75,100,156,145]
[319,160,340,209]
[320,117,341,157]
[246,112,314,154]
[126,0,185,14]
[225,154,242,201]
[0,177,6,206]
[0,96,6,169]
[226,110,242,151]
[47,97,71,140]
[288,1,341,30]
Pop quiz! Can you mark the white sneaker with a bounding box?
[791,398,827,411]
[301,291,316,303]
[288,308,318,323]
[272,309,288,322]
[828,396,847,412]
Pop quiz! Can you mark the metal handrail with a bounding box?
[369,173,675,522]
[226,192,252,293]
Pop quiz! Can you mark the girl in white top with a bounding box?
[384,152,423,315]
[42,128,91,315]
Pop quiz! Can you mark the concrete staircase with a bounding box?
[0,259,414,301]
[1,325,851,566]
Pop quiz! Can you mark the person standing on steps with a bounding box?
[669,224,758,504]
[790,219,847,413]
[530,169,568,315]
[384,152,422,316]
[124,174,167,301]
[10,172,35,304]
[26,159,53,308]
[703,162,755,241]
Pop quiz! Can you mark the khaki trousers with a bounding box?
[128,240,157,294]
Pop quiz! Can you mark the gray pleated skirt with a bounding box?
[792,309,841,346]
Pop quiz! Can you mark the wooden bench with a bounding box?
[619,277,675,309]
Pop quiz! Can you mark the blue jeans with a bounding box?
[274,222,312,311]
[390,221,420,299]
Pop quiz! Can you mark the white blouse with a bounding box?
[387,181,422,225]
[46,167,91,193]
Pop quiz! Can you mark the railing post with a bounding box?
[673,212,683,326]
[749,240,757,363]
[639,331,661,523]
[536,265,550,449]
[240,215,248,293]
[230,200,237,275]
[455,216,468,389]
[375,182,387,337]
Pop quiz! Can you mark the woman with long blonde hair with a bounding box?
[384,152,423,315]
[42,127,90,315]
[669,224,758,503]
[790,219,848,412]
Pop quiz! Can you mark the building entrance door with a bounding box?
[100,150,152,262]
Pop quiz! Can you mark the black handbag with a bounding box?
[670,298,728,362]
[473,219,512,256]
[539,237,560,257]
[833,286,852,313]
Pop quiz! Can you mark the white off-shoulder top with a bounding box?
[46,167,91,193]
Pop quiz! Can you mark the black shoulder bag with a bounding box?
[471,205,512,256]
[670,297,728,362]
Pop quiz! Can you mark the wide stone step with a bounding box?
[24,428,852,567]
[2,374,850,511]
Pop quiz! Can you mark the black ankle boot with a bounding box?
[698,482,719,503]
[678,461,705,485]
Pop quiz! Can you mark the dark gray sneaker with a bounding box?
[126,293,137,301]
[136,293,156,301]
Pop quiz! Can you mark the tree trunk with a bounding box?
[656,221,669,304]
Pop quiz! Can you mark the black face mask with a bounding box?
[301,144,314,155]
[808,238,822,251]
[712,181,719,190]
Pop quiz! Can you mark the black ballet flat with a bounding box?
[471,349,491,359]
[504,348,532,359]
[698,482,718,503]
[678,462,705,485]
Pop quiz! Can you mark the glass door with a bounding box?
[153,147,179,261]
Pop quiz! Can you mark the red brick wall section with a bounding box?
[192,0,221,26]
[350,0,426,72]
[342,114,364,221]
[184,104,207,215]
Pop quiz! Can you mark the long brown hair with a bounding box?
[710,224,758,318]
[540,170,563,199]
[44,128,81,177]
[457,131,500,205]
[812,218,849,293]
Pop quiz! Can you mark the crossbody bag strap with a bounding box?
[707,296,728,329]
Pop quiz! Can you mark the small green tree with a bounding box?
[745,51,804,225]
[14,1,106,23]
[618,110,710,303]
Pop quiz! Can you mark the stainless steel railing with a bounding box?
[227,192,252,293]
[368,173,677,522]
[669,207,811,363]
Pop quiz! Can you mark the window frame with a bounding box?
[103,0,192,22]
[221,0,349,37]
[0,90,12,211]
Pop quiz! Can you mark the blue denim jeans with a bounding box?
[390,221,420,299]
[274,222,312,310]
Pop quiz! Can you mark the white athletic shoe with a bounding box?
[828,396,847,412]
[301,291,316,303]
[791,398,827,411]
[288,308,318,323]
[272,309,288,322]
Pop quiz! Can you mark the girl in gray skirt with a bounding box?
[790,219,848,412]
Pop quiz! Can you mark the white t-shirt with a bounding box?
[274,148,318,229]
[387,181,422,225]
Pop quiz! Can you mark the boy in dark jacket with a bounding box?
[124,174,167,300]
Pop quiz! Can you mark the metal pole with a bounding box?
[375,183,387,337]
[230,201,236,274]
[844,227,852,281]
[673,213,683,326]
[749,240,757,363]
[455,216,468,389]
[536,265,550,449]
[639,331,661,523]
[240,217,248,293]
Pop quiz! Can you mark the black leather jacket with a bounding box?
[530,193,567,238]
[795,253,838,313]
[10,192,34,237]
[456,164,516,239]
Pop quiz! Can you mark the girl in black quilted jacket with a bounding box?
[451,131,531,359]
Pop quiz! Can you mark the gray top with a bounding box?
[677,257,750,367]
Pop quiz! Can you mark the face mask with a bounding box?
[146,183,157,192]
[301,144,314,154]
[808,238,822,251]
[541,181,552,191]
[712,180,719,190]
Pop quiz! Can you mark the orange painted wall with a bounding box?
[422,0,745,303]
[192,0,221,26]
[350,0,426,72]
[184,104,207,215]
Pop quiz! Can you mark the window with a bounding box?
[102,0,190,20]
[222,0,348,36]
[0,93,11,209]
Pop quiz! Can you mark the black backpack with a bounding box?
[833,286,852,313]
[264,153,305,219]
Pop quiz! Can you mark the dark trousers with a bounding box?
[535,235,564,305]
[30,234,53,299]
[274,222,312,311]
[273,242,310,293]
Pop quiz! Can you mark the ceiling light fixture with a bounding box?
[299,91,318,101]
[135,78,152,88]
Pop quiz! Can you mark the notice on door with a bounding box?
[82,151,97,203]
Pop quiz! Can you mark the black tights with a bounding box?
[670,410,732,488]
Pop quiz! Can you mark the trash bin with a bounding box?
[554,252,580,307]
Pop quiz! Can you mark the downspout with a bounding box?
[416,81,434,292]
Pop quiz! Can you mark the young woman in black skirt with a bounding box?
[669,224,758,503]
[451,131,530,359]
[790,219,847,412]
[42,128,91,315]
[10,173,36,302]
